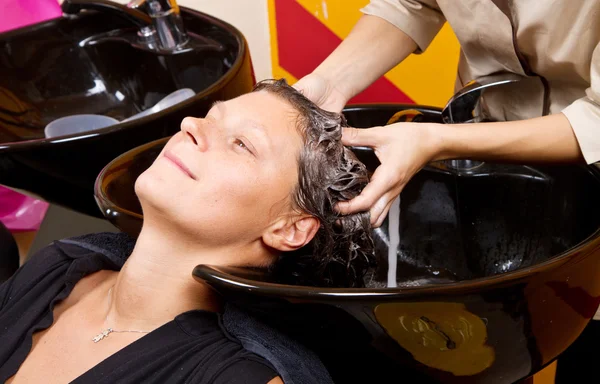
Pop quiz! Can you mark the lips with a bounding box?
[164,150,197,180]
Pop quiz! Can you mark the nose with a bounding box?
[180,117,209,151]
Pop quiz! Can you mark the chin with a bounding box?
[134,168,172,214]
[134,170,197,230]
[134,168,155,198]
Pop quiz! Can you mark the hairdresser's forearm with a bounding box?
[434,113,585,163]
[313,15,417,102]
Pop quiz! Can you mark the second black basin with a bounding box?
[0,6,254,216]
[95,104,600,383]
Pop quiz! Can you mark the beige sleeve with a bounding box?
[360,0,446,53]
[562,42,600,164]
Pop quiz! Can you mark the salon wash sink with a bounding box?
[96,104,600,384]
[0,0,254,217]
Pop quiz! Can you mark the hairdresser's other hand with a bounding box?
[293,72,348,113]
[338,123,442,227]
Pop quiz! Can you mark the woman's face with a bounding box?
[135,91,305,250]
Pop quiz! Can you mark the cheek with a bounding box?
[200,161,265,207]
[196,161,292,221]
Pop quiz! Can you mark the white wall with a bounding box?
[110,0,272,80]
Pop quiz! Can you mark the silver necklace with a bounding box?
[92,286,151,343]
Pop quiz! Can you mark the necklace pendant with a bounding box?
[93,328,113,343]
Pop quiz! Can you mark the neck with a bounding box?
[106,222,234,330]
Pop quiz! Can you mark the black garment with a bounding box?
[0,221,18,283]
[0,240,278,384]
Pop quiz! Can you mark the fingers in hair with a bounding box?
[341,127,381,147]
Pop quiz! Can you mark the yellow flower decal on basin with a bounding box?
[374,302,495,376]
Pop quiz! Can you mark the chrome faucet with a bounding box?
[441,73,522,124]
[383,73,523,174]
[439,73,522,172]
[128,0,188,50]
[62,0,188,52]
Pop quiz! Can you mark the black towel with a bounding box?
[65,232,333,384]
[222,302,333,384]
[60,232,135,266]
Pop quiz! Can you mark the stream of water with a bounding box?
[387,196,400,287]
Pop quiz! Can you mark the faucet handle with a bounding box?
[128,0,180,17]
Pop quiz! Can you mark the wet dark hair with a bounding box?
[253,79,375,288]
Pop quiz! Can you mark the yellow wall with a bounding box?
[269,0,461,107]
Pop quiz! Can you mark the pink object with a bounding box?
[0,188,49,232]
[0,0,62,33]
[0,0,59,231]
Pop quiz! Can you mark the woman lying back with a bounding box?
[0,79,374,383]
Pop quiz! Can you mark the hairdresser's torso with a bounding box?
[364,0,599,122]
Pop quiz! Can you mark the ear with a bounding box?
[263,215,320,252]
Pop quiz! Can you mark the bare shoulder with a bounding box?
[267,376,284,384]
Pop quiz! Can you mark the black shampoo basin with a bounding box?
[0,6,254,216]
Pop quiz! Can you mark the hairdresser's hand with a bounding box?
[293,72,348,113]
[338,123,443,227]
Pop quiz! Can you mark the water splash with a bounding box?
[387,196,400,287]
